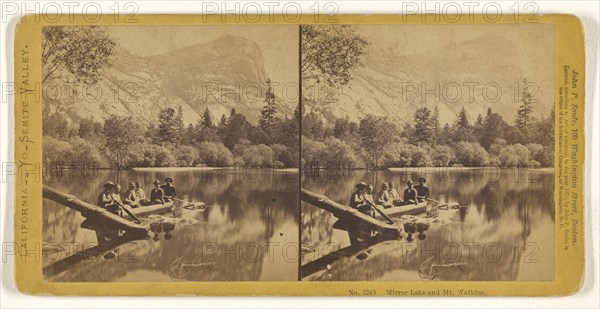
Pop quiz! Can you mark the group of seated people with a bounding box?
[349,177,430,216]
[97,177,177,214]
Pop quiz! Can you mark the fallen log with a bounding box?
[300,189,400,239]
[42,185,148,236]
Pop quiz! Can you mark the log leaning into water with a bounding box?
[300,189,401,239]
[42,185,148,236]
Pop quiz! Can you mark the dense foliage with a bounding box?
[43,84,300,169]
[302,102,554,169]
[42,26,116,84]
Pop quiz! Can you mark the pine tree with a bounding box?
[475,114,483,126]
[223,111,250,149]
[293,102,301,123]
[432,105,440,144]
[456,107,470,128]
[183,123,195,145]
[201,107,214,129]
[451,107,475,143]
[515,79,535,131]
[176,106,185,140]
[219,114,228,126]
[259,78,277,134]
[432,105,440,134]
[478,108,509,149]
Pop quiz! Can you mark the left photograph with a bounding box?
[41,25,300,282]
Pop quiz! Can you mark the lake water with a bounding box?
[43,168,299,282]
[301,168,555,281]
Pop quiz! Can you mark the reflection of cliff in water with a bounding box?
[301,169,555,281]
[44,169,298,282]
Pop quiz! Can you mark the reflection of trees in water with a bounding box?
[43,202,88,244]
[45,169,298,282]
[306,221,534,282]
[302,169,555,281]
[50,207,276,282]
[301,203,339,258]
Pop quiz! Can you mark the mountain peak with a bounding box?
[46,34,284,127]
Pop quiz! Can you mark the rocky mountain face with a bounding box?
[44,36,293,127]
[304,34,553,126]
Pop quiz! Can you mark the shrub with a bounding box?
[64,137,107,168]
[430,145,455,167]
[488,138,507,157]
[270,144,296,168]
[497,143,530,167]
[241,144,274,167]
[319,137,360,169]
[198,142,234,167]
[133,143,177,167]
[301,137,326,169]
[383,141,432,167]
[43,136,70,166]
[454,141,490,167]
[527,143,553,167]
[175,145,199,167]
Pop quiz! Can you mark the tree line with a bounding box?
[302,89,554,170]
[43,80,300,169]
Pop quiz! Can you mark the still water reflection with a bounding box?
[43,168,299,282]
[301,168,555,281]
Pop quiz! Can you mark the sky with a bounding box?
[105,25,299,87]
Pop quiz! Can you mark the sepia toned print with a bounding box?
[300,24,556,281]
[13,14,585,296]
[41,25,299,282]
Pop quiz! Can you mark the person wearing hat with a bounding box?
[134,181,151,206]
[361,184,378,219]
[348,182,375,242]
[150,180,165,204]
[364,184,376,207]
[376,182,393,209]
[349,182,368,209]
[95,181,120,259]
[403,180,418,205]
[97,181,117,212]
[161,177,176,202]
[112,183,123,205]
[124,182,141,208]
[415,177,430,202]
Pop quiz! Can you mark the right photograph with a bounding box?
[300,24,556,281]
